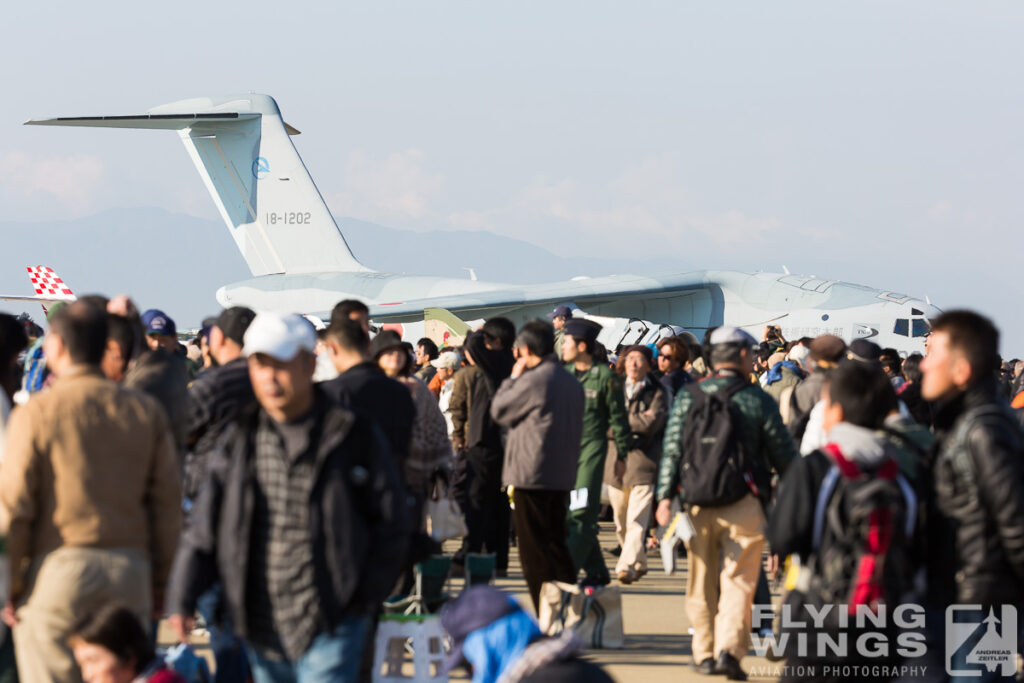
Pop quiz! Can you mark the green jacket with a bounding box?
[567,362,631,464]
[657,371,798,504]
[764,366,802,403]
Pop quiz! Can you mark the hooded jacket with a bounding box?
[767,423,916,663]
[768,423,903,562]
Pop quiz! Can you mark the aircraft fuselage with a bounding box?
[216,268,939,355]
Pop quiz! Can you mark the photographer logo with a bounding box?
[945,605,1017,677]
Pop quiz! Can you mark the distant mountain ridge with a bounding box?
[0,207,687,326]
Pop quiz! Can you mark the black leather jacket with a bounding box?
[927,379,1024,606]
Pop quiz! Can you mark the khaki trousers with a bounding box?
[606,484,654,576]
[685,494,765,663]
[13,547,151,683]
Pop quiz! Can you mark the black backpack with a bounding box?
[805,446,915,624]
[679,378,760,507]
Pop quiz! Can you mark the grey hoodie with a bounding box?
[826,422,891,468]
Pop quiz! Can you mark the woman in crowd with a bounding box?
[604,345,670,584]
[371,331,453,517]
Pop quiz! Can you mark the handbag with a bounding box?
[537,581,624,649]
[424,472,467,542]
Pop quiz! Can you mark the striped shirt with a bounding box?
[245,409,324,661]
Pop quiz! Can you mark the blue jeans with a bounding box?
[245,616,369,683]
[196,584,250,683]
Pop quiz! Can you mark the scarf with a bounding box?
[462,610,542,683]
[764,360,804,386]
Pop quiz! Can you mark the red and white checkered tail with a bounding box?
[26,266,76,300]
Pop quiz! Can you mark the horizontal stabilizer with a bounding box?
[26,113,300,135]
[0,294,73,304]
[25,113,260,130]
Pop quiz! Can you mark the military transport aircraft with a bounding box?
[26,94,939,354]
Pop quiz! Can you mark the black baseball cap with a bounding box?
[847,339,883,364]
[562,318,602,346]
[215,307,257,347]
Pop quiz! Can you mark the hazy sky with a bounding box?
[2,2,1022,352]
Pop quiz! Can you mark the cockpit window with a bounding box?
[894,319,909,337]
[912,319,930,338]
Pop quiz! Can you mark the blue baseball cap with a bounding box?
[141,309,177,337]
[550,305,573,319]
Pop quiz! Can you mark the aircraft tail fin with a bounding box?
[0,266,77,316]
[424,307,472,348]
[26,95,371,276]
[26,266,75,301]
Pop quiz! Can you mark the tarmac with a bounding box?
[162,522,784,682]
[486,525,782,683]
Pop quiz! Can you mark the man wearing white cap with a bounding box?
[655,326,796,680]
[431,351,461,436]
[166,312,411,683]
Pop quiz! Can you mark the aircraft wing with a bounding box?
[369,271,716,321]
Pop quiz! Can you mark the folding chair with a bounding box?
[383,556,453,615]
[465,553,496,588]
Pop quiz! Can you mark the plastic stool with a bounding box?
[372,613,448,682]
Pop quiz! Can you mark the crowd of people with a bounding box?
[0,295,1021,683]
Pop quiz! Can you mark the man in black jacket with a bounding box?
[456,319,516,575]
[320,317,414,467]
[181,305,257,683]
[185,306,257,501]
[919,310,1024,681]
[167,312,409,682]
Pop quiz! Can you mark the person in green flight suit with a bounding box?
[561,318,631,586]
[551,305,573,358]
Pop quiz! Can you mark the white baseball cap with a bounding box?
[430,351,461,370]
[243,312,317,362]
[708,326,758,348]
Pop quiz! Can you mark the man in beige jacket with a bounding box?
[0,301,181,682]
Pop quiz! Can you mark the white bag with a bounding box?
[537,581,624,649]
[660,511,695,575]
[425,477,467,542]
